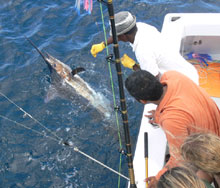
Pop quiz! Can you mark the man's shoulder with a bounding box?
[136,22,159,32]
[163,70,182,76]
[161,71,188,81]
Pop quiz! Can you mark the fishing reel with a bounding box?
[114,105,121,113]
[119,148,127,156]
[106,54,116,64]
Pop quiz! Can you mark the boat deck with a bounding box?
[131,13,220,187]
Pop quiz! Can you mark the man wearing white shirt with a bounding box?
[90,11,199,84]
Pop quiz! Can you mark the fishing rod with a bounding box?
[145,132,149,188]
[98,1,137,187]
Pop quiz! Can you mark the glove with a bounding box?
[121,54,136,69]
[90,42,106,57]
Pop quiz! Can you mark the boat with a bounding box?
[131,13,220,187]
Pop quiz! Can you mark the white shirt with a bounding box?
[131,22,199,84]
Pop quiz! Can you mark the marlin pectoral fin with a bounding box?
[44,85,58,103]
[71,67,85,76]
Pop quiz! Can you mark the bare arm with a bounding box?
[103,37,113,46]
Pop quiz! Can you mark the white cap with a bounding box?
[109,11,136,36]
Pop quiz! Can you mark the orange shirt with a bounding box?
[154,71,220,179]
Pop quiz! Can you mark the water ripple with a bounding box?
[0,0,220,187]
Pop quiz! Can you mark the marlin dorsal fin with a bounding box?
[71,67,85,76]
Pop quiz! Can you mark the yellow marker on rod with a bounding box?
[144,132,148,187]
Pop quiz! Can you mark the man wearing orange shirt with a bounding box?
[125,70,220,187]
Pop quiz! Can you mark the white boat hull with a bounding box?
[131,13,220,188]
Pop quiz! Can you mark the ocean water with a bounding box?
[0,0,220,187]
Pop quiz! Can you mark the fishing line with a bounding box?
[99,2,124,187]
[100,1,137,187]
[0,91,62,142]
[0,114,130,181]
[0,91,130,181]
[73,147,130,181]
[0,114,58,142]
[1,1,128,182]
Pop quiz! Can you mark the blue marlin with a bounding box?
[26,37,111,118]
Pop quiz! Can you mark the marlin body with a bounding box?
[26,38,111,118]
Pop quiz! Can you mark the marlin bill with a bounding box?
[26,37,111,118]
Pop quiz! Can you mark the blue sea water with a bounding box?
[0,0,220,187]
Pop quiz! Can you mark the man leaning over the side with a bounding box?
[90,11,199,84]
[125,70,220,187]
